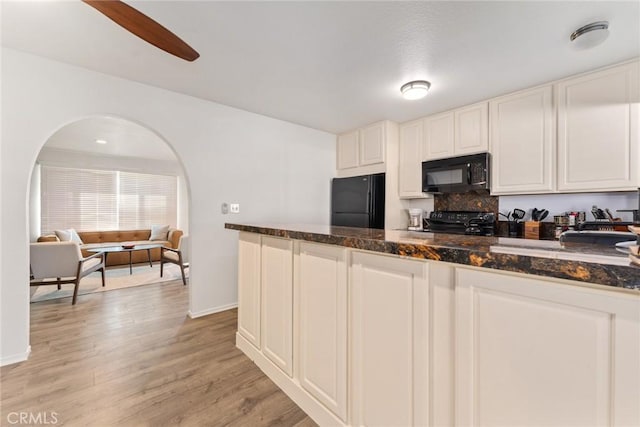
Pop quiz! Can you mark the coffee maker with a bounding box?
[408,209,424,231]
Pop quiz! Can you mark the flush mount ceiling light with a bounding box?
[400,80,431,100]
[95,139,108,144]
[570,21,609,49]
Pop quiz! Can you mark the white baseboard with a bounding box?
[0,345,31,367]
[236,333,346,427]
[188,302,237,318]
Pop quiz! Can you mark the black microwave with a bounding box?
[422,153,490,193]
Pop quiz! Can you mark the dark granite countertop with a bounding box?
[225,223,640,292]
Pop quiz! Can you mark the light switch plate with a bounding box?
[230,203,240,213]
[221,203,229,214]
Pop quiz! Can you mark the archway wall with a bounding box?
[1,48,336,364]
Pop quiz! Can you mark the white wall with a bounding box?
[177,176,189,234]
[37,146,182,176]
[0,32,3,365]
[500,192,639,222]
[0,48,335,365]
[29,165,41,242]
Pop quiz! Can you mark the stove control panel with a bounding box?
[427,211,496,236]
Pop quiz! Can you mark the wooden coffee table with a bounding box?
[86,243,163,274]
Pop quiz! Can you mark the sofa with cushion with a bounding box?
[37,227,183,267]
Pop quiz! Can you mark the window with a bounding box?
[41,166,177,234]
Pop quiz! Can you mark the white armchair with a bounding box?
[160,235,189,286]
[30,241,106,305]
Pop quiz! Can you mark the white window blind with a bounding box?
[41,166,177,234]
[118,171,178,230]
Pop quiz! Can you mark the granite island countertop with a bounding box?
[225,223,640,292]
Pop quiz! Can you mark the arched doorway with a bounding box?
[27,115,191,307]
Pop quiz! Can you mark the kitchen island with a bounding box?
[225,223,640,427]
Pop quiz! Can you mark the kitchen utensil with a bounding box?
[531,208,539,221]
[604,208,616,222]
[512,208,526,222]
[591,206,607,220]
[503,210,524,237]
[538,209,549,221]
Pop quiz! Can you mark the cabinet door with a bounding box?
[454,102,489,155]
[456,268,640,427]
[297,242,347,421]
[399,119,427,198]
[424,111,454,160]
[557,61,639,191]
[336,131,359,170]
[350,251,429,426]
[490,86,555,194]
[261,236,294,376]
[237,232,261,348]
[359,122,386,166]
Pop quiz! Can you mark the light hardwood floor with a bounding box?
[1,281,316,427]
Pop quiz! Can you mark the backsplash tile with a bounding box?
[434,191,499,215]
[434,191,558,239]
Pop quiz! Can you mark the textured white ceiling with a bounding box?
[45,117,177,161]
[2,1,639,134]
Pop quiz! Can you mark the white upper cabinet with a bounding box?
[490,86,555,194]
[359,122,385,166]
[454,102,489,155]
[423,103,488,160]
[556,61,639,191]
[336,130,359,170]
[336,121,386,171]
[423,112,455,160]
[398,119,428,198]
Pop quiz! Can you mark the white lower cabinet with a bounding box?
[349,251,430,426]
[261,236,294,376]
[237,232,261,348]
[235,234,639,427]
[455,268,640,427]
[296,242,347,421]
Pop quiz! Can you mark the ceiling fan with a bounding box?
[82,0,200,62]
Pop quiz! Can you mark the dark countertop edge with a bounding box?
[225,223,640,293]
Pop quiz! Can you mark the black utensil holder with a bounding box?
[508,222,521,237]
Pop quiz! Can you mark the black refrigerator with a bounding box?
[331,173,385,229]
